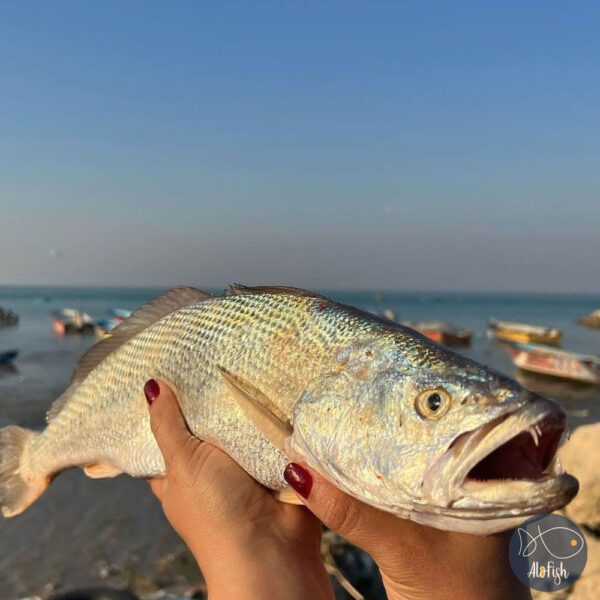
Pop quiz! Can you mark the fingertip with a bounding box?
[283,461,399,557]
[283,462,313,499]
[144,378,160,406]
[144,378,195,470]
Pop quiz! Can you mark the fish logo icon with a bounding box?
[517,525,585,560]
[508,514,588,592]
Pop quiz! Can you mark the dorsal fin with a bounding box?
[226,284,325,299]
[46,287,211,422]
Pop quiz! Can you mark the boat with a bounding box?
[94,318,121,338]
[402,320,471,347]
[578,309,600,329]
[370,308,398,322]
[504,342,600,384]
[382,309,397,322]
[53,308,95,335]
[0,307,19,327]
[488,318,562,346]
[0,349,18,364]
[107,308,132,322]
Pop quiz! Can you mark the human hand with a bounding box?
[283,463,532,600]
[144,380,334,600]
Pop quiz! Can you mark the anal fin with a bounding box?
[83,463,123,479]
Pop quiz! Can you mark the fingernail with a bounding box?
[284,463,313,499]
[144,379,160,405]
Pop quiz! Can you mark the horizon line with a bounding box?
[0,283,598,296]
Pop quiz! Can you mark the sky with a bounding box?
[1,1,599,292]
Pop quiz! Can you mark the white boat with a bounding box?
[505,342,600,384]
[53,308,94,335]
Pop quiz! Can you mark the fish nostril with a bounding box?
[461,395,482,405]
[461,394,499,406]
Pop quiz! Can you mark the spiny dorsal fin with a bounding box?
[218,365,292,450]
[46,287,211,423]
[226,284,325,300]
[72,286,212,386]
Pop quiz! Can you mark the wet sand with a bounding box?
[0,455,200,598]
[0,347,201,599]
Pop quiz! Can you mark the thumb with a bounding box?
[283,462,427,563]
[144,378,200,472]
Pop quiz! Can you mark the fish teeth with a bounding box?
[554,456,565,474]
[529,425,539,447]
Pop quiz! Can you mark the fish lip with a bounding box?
[423,397,577,509]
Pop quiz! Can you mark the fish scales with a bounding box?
[28,294,377,488]
[0,286,578,533]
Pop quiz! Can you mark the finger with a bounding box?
[144,378,199,470]
[148,477,165,500]
[283,462,429,563]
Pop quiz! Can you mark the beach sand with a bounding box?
[0,350,201,599]
[0,453,200,598]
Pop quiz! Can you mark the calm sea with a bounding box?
[0,286,599,429]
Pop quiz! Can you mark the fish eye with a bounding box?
[416,388,451,420]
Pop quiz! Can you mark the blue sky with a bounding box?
[1,1,599,291]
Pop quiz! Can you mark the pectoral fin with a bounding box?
[218,366,292,451]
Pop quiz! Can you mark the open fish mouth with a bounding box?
[463,411,564,485]
[423,398,579,515]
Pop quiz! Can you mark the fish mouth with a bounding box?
[423,398,578,516]
[463,411,564,485]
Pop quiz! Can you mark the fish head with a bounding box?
[289,336,578,534]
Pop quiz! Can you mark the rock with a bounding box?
[531,589,570,600]
[529,531,600,599]
[578,309,600,329]
[52,589,138,600]
[559,423,600,532]
[568,532,600,599]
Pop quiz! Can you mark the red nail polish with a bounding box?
[144,379,160,405]
[284,463,313,499]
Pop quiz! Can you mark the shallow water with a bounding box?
[0,286,599,597]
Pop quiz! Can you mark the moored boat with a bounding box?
[578,309,600,329]
[504,342,600,384]
[53,309,95,335]
[0,349,18,364]
[382,308,397,322]
[107,308,132,322]
[94,318,121,338]
[488,318,562,346]
[402,320,471,347]
[0,307,19,327]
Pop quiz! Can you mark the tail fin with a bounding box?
[0,426,48,517]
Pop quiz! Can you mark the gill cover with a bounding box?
[290,369,410,498]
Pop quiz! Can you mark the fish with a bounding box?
[0,285,578,534]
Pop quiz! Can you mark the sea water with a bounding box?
[0,286,599,429]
